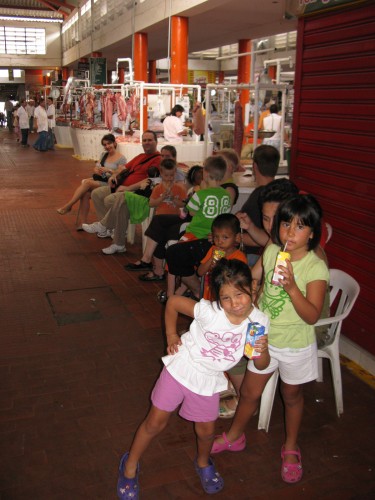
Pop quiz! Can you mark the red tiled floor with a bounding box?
[0,128,374,499]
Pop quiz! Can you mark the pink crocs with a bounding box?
[211,432,246,454]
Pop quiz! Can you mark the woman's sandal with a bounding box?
[139,272,165,282]
[117,452,140,499]
[57,207,71,215]
[125,260,152,271]
[281,446,303,483]
[211,431,246,454]
[219,397,238,419]
[194,457,224,494]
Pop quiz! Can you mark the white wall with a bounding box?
[0,21,62,69]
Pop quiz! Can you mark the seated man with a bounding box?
[82,130,162,254]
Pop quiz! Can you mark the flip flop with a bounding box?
[194,457,224,494]
[139,272,165,282]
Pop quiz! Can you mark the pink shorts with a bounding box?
[151,367,219,423]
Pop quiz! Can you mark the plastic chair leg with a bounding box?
[316,357,324,382]
[328,348,344,416]
[258,370,279,432]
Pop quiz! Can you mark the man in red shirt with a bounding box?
[82,130,161,254]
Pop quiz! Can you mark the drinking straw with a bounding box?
[283,241,288,252]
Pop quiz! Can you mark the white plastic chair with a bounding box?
[258,268,360,431]
[127,208,155,252]
[325,222,333,243]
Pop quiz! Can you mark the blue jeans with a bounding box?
[33,130,48,151]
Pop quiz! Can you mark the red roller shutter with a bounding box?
[290,1,375,354]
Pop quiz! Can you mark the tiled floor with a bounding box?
[0,128,374,499]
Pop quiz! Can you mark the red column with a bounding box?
[148,60,157,83]
[217,71,225,84]
[170,16,188,84]
[134,32,148,129]
[118,68,125,84]
[238,39,251,120]
[62,67,69,81]
[268,65,276,82]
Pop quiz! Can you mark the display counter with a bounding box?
[54,124,73,148]
[117,140,213,163]
[70,128,108,160]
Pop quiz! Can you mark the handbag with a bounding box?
[92,153,109,182]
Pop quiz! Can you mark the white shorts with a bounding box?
[248,343,318,385]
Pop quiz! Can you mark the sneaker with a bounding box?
[102,244,126,255]
[97,229,113,238]
[82,221,106,235]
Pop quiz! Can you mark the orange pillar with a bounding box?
[238,39,251,120]
[268,65,276,82]
[118,68,125,84]
[134,32,148,130]
[148,60,157,83]
[170,16,188,84]
[217,71,225,84]
[62,67,69,82]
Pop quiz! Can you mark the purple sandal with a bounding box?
[117,452,139,499]
[194,457,224,494]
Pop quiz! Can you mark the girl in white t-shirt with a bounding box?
[117,259,270,499]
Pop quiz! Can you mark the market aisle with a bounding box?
[0,128,374,499]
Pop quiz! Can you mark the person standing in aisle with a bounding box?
[26,99,35,133]
[33,99,49,152]
[5,97,14,132]
[46,97,56,150]
[16,99,30,147]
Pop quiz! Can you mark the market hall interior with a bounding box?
[0,126,374,498]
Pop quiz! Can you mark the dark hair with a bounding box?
[187,165,203,186]
[270,104,278,114]
[217,148,240,173]
[143,129,158,142]
[203,155,227,181]
[160,145,177,158]
[253,145,280,177]
[171,104,184,116]
[212,213,241,234]
[259,178,299,207]
[160,159,177,171]
[101,133,116,146]
[210,259,252,308]
[272,194,323,251]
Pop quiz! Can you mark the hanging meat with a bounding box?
[104,91,115,130]
[192,101,205,135]
[86,93,95,124]
[116,93,127,122]
[233,100,244,157]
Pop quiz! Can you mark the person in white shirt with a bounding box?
[263,104,283,151]
[116,259,270,498]
[46,97,56,150]
[16,99,30,147]
[26,100,35,132]
[33,100,49,152]
[163,104,187,143]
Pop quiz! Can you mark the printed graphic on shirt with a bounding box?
[202,195,231,218]
[201,331,242,362]
[261,268,291,320]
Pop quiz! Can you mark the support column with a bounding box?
[118,68,125,84]
[61,67,69,82]
[148,60,157,83]
[268,65,276,82]
[238,39,251,120]
[170,16,188,84]
[134,32,148,130]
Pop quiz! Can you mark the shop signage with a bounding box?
[89,57,107,85]
[285,0,364,17]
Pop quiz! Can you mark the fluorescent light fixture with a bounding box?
[0,16,63,23]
